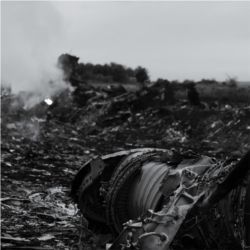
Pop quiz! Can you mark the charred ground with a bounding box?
[1,56,250,249]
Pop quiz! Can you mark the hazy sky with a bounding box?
[1,1,250,92]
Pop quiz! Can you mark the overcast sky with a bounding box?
[1,1,250,92]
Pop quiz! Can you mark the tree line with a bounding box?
[58,54,149,86]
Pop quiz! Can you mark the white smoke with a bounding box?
[1,1,68,102]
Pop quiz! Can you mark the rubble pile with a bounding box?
[1,77,250,249]
[43,82,250,157]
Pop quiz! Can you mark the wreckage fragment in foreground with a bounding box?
[71,148,250,250]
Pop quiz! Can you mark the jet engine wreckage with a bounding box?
[71,148,250,250]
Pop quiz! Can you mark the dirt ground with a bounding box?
[1,84,250,249]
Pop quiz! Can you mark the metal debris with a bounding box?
[72,149,250,250]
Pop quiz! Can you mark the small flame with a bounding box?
[44,98,53,106]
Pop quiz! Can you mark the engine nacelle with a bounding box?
[72,149,250,250]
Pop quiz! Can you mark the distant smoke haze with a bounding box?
[1,1,66,94]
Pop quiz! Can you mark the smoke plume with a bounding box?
[1,1,67,101]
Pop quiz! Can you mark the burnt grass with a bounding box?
[1,83,250,249]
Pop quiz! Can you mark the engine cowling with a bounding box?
[72,149,250,250]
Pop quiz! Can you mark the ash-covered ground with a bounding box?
[1,63,250,249]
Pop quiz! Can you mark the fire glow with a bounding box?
[44,98,53,106]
